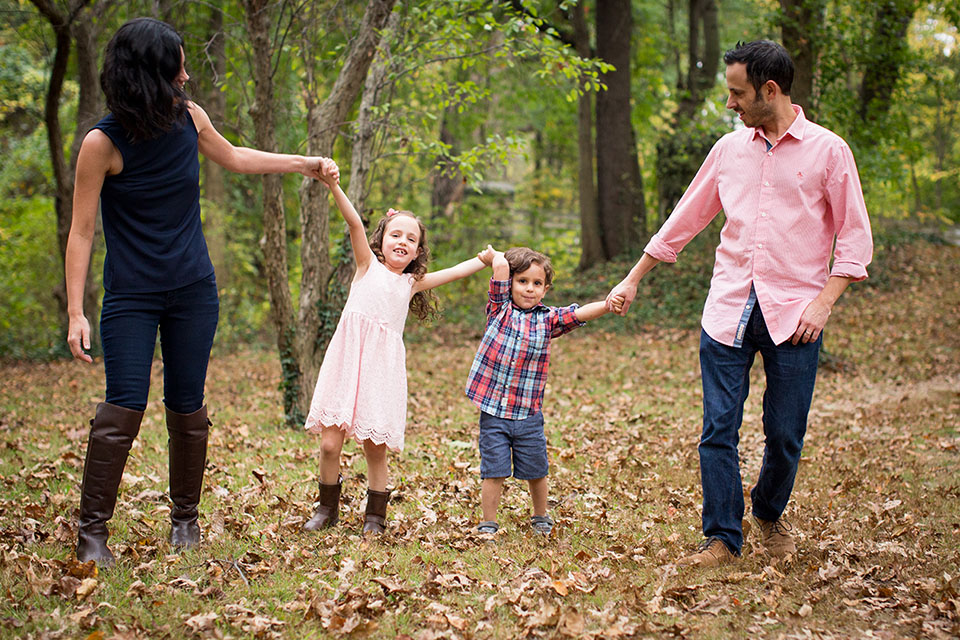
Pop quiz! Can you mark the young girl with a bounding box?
[303,166,493,534]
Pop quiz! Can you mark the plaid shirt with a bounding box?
[465,278,585,419]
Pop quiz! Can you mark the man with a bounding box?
[606,40,873,566]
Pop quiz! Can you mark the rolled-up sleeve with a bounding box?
[485,278,511,317]
[644,140,725,263]
[826,143,873,282]
[550,304,585,338]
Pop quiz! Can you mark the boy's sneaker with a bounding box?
[754,516,796,558]
[530,515,554,536]
[677,537,738,567]
[476,521,499,534]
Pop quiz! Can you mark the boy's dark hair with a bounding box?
[101,18,189,142]
[504,247,554,288]
[369,210,439,321]
[723,40,794,96]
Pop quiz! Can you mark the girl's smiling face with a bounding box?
[380,216,421,273]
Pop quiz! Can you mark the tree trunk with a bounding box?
[243,0,301,424]
[30,0,103,352]
[430,111,465,220]
[780,0,825,117]
[200,5,229,288]
[858,0,917,125]
[572,0,603,270]
[243,0,392,427]
[679,0,718,117]
[595,0,644,258]
[656,0,719,224]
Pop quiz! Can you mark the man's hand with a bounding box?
[606,280,637,316]
[791,298,831,345]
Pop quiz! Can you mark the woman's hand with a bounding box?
[310,157,340,185]
[67,314,94,363]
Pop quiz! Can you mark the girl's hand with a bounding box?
[477,245,496,266]
[67,314,94,363]
[303,156,339,184]
[313,157,339,186]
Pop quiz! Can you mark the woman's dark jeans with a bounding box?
[698,304,821,554]
[100,274,219,414]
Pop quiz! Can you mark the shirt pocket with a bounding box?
[521,327,549,362]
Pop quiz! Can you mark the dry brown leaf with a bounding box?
[556,608,586,636]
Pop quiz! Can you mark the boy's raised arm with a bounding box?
[491,250,509,280]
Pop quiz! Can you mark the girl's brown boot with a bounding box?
[362,489,391,534]
[303,477,342,531]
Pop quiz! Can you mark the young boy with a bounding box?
[466,247,622,535]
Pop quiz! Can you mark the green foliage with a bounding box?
[0,195,68,360]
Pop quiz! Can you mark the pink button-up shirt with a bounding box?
[645,106,873,346]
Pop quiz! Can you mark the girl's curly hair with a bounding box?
[368,211,439,321]
[101,18,188,142]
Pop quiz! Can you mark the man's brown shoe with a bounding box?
[754,516,796,558]
[677,537,737,567]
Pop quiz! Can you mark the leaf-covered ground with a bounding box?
[1,239,958,639]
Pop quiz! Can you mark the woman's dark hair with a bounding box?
[369,210,439,321]
[101,18,188,142]
[723,40,794,96]
[504,247,554,287]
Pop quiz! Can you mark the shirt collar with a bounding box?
[511,300,548,314]
[751,104,807,146]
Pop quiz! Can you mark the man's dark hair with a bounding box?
[101,18,188,142]
[723,40,794,96]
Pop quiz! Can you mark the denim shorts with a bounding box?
[478,411,548,480]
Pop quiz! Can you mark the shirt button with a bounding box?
[764,181,770,187]
[767,151,773,156]
[760,211,767,217]
[757,243,763,249]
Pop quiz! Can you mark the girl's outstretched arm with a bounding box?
[413,245,494,293]
[325,181,373,272]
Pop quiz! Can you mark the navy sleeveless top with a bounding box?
[93,112,214,293]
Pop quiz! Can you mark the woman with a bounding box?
[65,17,337,568]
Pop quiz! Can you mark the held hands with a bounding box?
[306,157,340,186]
[607,294,625,315]
[477,245,499,267]
[605,279,637,316]
[67,314,93,364]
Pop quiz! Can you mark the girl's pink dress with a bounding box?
[305,258,413,451]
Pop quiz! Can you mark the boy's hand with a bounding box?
[477,245,495,266]
[608,294,625,315]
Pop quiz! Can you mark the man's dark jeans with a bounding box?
[100,274,219,413]
[698,305,820,554]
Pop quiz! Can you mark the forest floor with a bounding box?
[0,238,958,639]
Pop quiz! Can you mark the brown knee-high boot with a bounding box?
[363,489,391,534]
[166,405,211,549]
[303,476,342,531]
[77,402,143,568]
